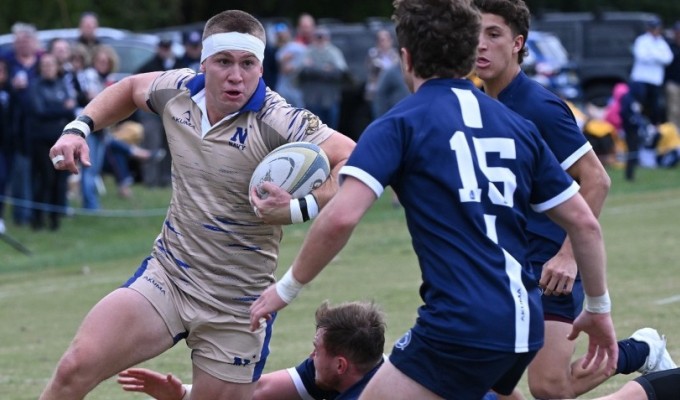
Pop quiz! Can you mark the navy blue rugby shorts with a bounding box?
[530,262,584,323]
[389,328,537,399]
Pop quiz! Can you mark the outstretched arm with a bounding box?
[118,367,305,400]
[250,176,376,330]
[253,369,303,400]
[49,72,162,174]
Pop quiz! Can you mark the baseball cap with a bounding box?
[158,38,173,48]
[646,16,662,28]
[184,30,202,45]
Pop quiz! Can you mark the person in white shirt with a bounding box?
[630,17,674,124]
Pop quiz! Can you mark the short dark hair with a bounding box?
[474,0,530,64]
[315,301,386,373]
[203,10,266,45]
[392,0,481,79]
[47,37,70,53]
[80,11,99,22]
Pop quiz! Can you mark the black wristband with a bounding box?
[61,129,86,139]
[299,196,310,222]
[76,115,95,132]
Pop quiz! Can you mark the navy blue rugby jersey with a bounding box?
[498,71,591,265]
[287,357,385,400]
[340,78,578,352]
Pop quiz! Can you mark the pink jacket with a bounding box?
[604,83,630,132]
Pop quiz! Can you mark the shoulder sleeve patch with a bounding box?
[302,111,321,135]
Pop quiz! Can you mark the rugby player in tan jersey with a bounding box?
[42,9,355,400]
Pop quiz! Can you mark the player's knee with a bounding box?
[528,373,575,399]
[51,348,98,391]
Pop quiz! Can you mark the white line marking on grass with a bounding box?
[655,295,680,305]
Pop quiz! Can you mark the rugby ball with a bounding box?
[249,142,330,199]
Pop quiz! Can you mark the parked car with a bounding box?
[523,30,582,102]
[531,11,660,106]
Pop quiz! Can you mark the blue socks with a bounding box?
[616,337,650,374]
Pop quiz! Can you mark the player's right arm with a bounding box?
[544,192,618,376]
[118,367,304,400]
[79,71,161,128]
[252,369,303,400]
[250,176,377,329]
[49,72,162,174]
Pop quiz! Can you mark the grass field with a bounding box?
[1,165,679,399]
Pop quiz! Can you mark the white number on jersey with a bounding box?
[451,88,529,348]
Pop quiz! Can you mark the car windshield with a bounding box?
[533,35,569,64]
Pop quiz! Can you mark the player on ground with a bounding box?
[40,9,355,400]
[250,0,618,399]
[473,1,676,398]
[591,368,680,400]
[117,301,386,400]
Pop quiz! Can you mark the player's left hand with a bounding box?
[250,182,293,225]
[250,283,288,331]
[568,311,618,377]
[118,368,185,400]
[539,251,577,296]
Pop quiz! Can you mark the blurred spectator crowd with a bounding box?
[0,12,175,234]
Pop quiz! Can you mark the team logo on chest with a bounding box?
[228,127,248,150]
[172,110,196,129]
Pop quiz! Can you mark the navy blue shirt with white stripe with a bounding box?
[340,78,578,353]
[498,71,591,265]
[288,357,385,400]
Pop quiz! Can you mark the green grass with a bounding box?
[2,166,680,399]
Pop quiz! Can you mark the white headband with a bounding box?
[200,32,265,63]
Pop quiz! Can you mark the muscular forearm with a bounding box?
[292,178,374,284]
[568,222,607,297]
[291,202,355,284]
[81,72,160,130]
